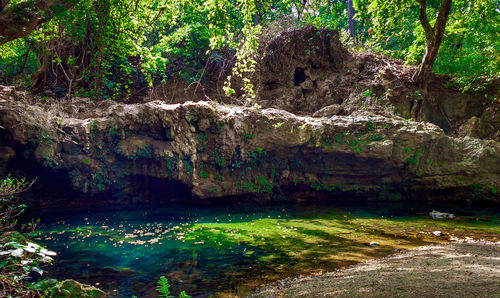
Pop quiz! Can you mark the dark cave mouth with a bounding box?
[293,67,307,86]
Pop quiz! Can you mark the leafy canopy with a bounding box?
[0,0,498,99]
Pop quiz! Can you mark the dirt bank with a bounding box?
[251,241,500,297]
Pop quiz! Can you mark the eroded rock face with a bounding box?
[250,27,498,137]
[457,103,500,140]
[1,96,498,203]
[254,26,357,115]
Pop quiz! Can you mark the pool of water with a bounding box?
[34,202,500,297]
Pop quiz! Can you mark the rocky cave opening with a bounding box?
[293,67,307,86]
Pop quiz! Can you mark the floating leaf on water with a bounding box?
[246,251,255,255]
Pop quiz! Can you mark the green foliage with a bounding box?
[163,153,180,177]
[109,126,121,139]
[365,120,374,131]
[135,144,153,159]
[156,276,191,298]
[309,179,335,191]
[405,147,424,166]
[197,133,207,142]
[333,131,362,152]
[242,131,255,140]
[414,91,423,101]
[357,0,499,78]
[0,239,56,280]
[0,39,38,79]
[216,122,223,135]
[91,170,111,191]
[0,0,497,99]
[362,90,374,97]
[29,279,103,297]
[445,76,499,93]
[182,155,194,176]
[199,169,209,178]
[197,133,208,151]
[0,0,262,99]
[0,176,34,233]
[156,276,171,297]
[245,176,273,193]
[212,149,225,168]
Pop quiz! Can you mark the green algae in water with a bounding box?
[36,205,500,297]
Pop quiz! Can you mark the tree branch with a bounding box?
[433,0,452,44]
[0,0,78,45]
[416,0,432,40]
[0,177,36,199]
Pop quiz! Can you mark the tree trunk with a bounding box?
[254,0,261,25]
[413,0,453,88]
[412,0,453,122]
[347,0,356,39]
[0,0,77,45]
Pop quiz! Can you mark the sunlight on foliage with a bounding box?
[0,0,497,98]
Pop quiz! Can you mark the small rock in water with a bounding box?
[369,241,379,246]
[432,231,442,236]
[429,210,455,219]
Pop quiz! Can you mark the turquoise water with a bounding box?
[35,203,499,297]
[38,206,306,297]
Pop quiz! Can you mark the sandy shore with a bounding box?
[251,242,500,297]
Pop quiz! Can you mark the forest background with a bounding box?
[0,0,498,102]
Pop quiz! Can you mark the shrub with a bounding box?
[0,176,57,296]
